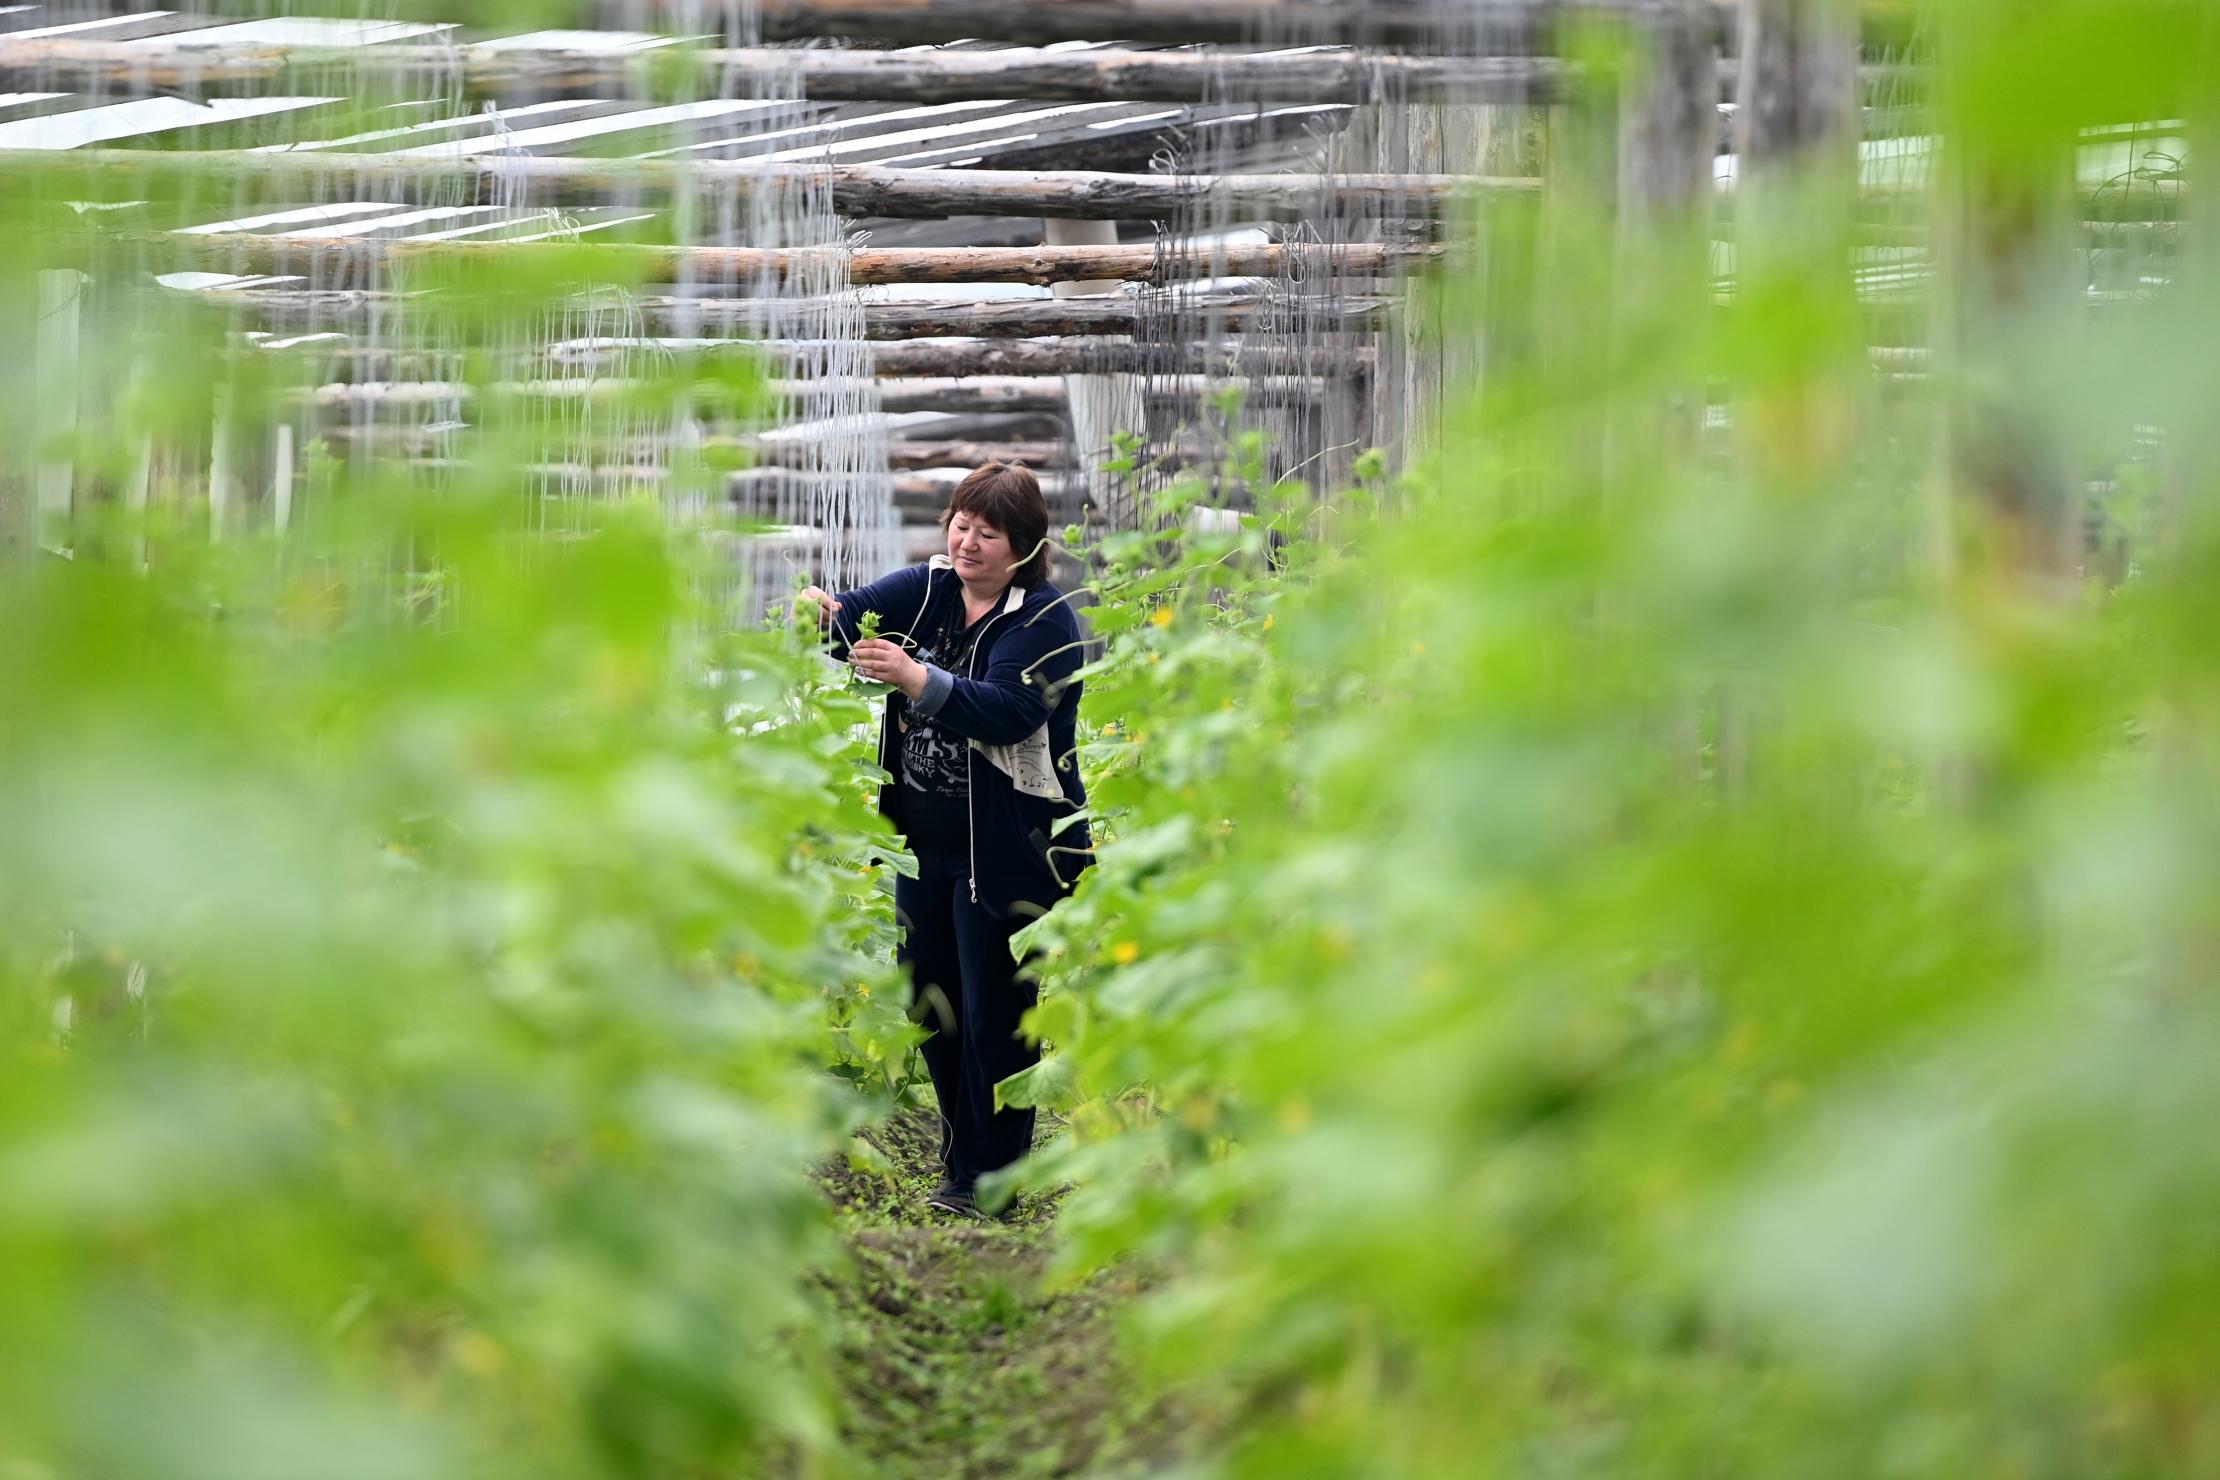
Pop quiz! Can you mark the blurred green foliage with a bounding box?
[4,2,2219,1477]
[0,473,913,1477]
[1014,6,2220,1476]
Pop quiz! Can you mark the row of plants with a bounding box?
[0,474,914,1479]
[1010,17,2220,1471]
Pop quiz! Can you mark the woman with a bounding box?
[801,463,1092,1219]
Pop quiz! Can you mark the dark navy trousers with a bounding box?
[894,863,1039,1191]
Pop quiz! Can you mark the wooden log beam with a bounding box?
[301,378,1067,416]
[726,466,1079,510]
[351,405,1070,443]
[0,38,1921,107]
[166,285,1398,339]
[860,374,1349,413]
[405,457,1080,504]
[294,373,1334,416]
[740,0,1690,49]
[322,426,1081,471]
[863,436,1217,473]
[267,336,1378,380]
[786,336,1375,378]
[0,39,1565,105]
[6,149,1524,220]
[736,0,1929,50]
[101,230,1446,286]
[327,421,1242,476]
[882,477,1076,516]
[847,435,1209,473]
[400,457,1085,510]
[880,439,1071,471]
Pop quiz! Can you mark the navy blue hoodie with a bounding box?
[831,558,1092,920]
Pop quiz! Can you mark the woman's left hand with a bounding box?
[850,638,928,699]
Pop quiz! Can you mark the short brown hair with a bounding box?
[940,462,1052,589]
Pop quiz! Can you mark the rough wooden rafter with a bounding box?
[97,230,1447,285]
[173,285,1397,339]
[4,148,1527,219]
[0,39,1567,105]
[293,374,1337,415]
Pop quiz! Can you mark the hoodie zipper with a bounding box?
[963,587,1025,905]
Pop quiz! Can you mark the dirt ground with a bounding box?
[811,1103,1199,1479]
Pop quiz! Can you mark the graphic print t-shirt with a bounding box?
[901,597,989,799]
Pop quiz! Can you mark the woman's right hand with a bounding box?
[798,585,839,627]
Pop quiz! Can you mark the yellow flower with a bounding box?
[1150,606,1175,628]
[451,1331,507,1377]
[1261,613,1275,631]
[1111,941,1141,965]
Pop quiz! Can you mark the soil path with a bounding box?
[813,1105,1188,1478]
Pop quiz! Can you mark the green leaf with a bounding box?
[994,1054,1079,1113]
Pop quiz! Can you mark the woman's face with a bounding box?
[946,509,1016,586]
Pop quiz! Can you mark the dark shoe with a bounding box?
[924,1180,988,1220]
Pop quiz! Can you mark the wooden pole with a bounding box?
[734,0,1946,49]
[2159,21,2220,585]
[104,231,1446,287]
[33,269,81,553]
[124,436,152,570]
[1616,6,1718,228]
[822,374,1340,413]
[0,38,1565,105]
[258,338,1377,380]
[295,374,1337,416]
[271,423,296,534]
[1047,218,1151,533]
[1940,117,2082,587]
[1731,0,1860,483]
[1734,0,1860,169]
[740,0,1707,49]
[168,285,1396,340]
[8,149,1530,220]
[0,39,1922,108]
[1607,0,1716,456]
[1594,3,1718,787]
[207,386,237,543]
[1384,74,1539,469]
[1720,0,1860,796]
